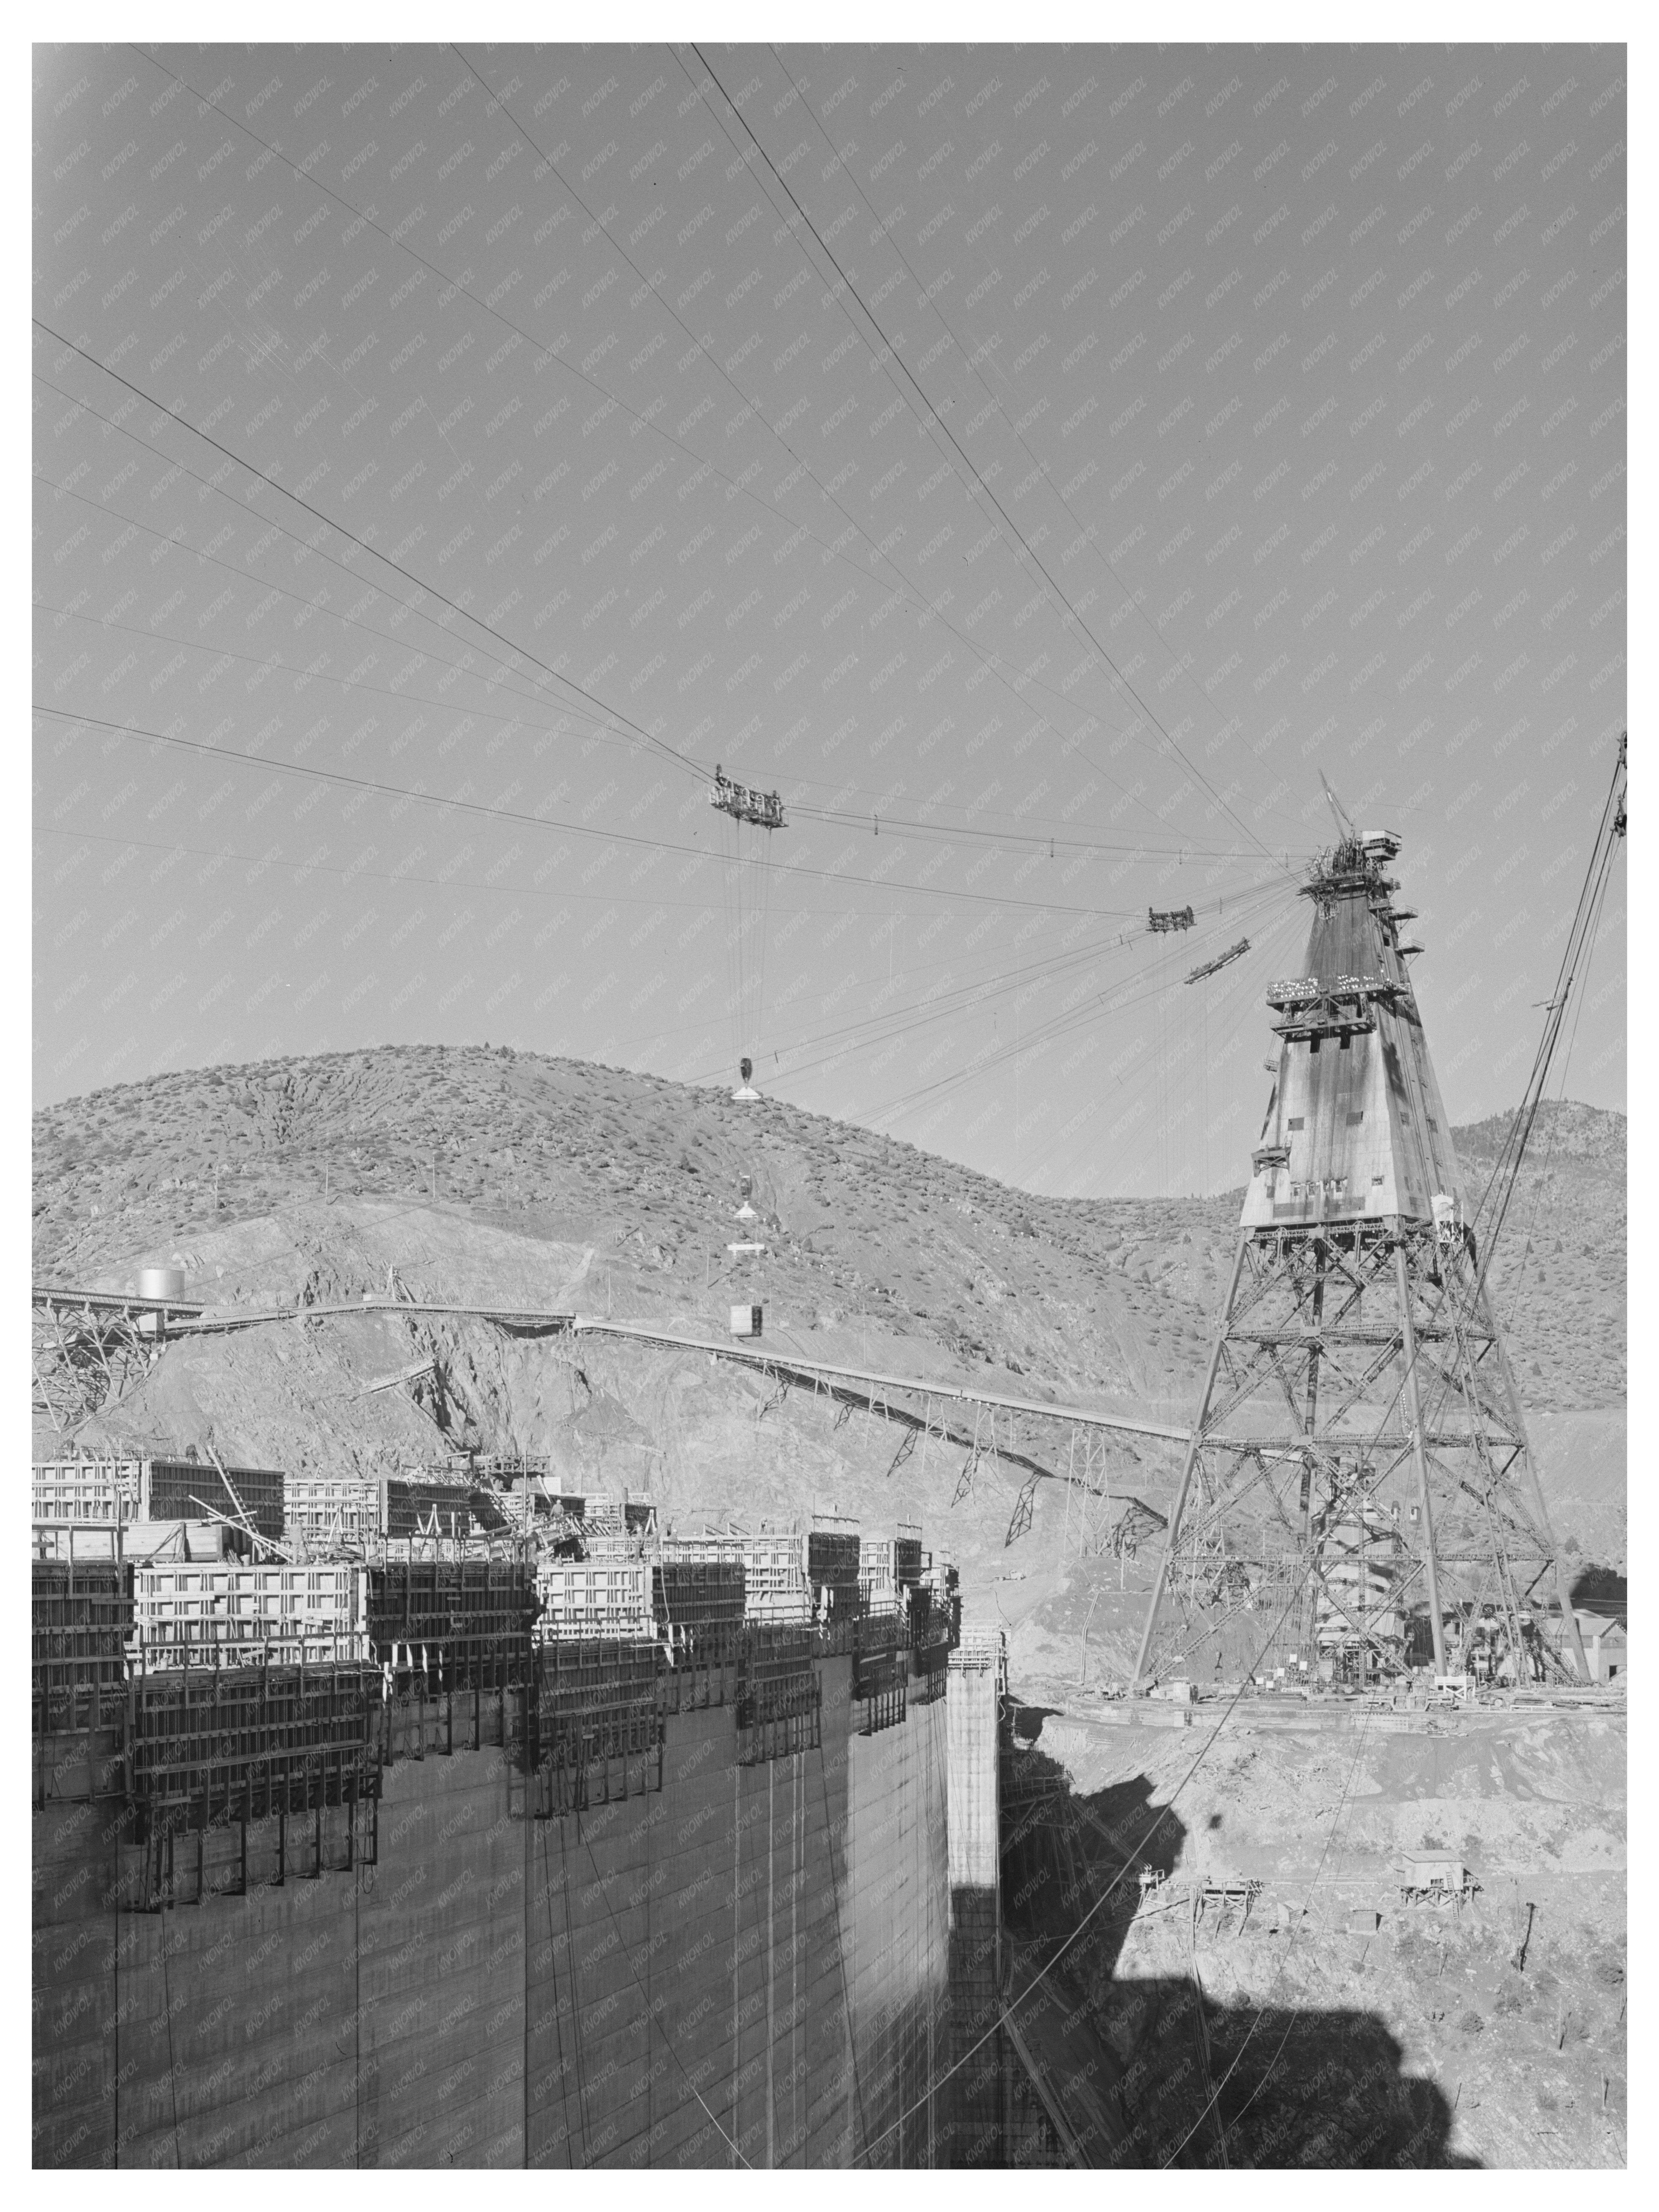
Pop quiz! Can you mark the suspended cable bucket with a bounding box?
[1185,937,1251,985]
[711,765,786,1100]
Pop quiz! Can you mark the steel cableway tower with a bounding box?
[1133,826,1590,1692]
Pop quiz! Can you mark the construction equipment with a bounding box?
[1186,936,1251,984]
[711,764,786,1099]
[710,765,785,830]
[1133,813,1600,1694]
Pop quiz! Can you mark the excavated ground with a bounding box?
[1003,1700,1626,2167]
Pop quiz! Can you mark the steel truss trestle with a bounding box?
[31,1295,169,1434]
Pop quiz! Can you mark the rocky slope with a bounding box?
[32,1049,1625,1605]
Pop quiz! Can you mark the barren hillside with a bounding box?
[32,1048,1625,1618]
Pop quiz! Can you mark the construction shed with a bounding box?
[1573,1610,1628,1684]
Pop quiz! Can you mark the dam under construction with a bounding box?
[33,1500,1045,2168]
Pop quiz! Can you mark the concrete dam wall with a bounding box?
[34,1645,969,2168]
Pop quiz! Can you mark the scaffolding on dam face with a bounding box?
[653,1553,748,1658]
[909,1589,954,1705]
[512,1636,666,1818]
[737,1625,820,1763]
[854,1610,908,1736]
[33,1559,129,1733]
[361,1556,539,1692]
[123,1660,384,1909]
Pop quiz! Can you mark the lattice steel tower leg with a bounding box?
[1395,1242,1448,1676]
[1131,1236,1249,1686]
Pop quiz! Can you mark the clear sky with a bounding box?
[32,41,1626,1196]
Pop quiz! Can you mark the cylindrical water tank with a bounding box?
[138,1266,186,1301]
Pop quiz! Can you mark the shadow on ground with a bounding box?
[997,1743,1479,2168]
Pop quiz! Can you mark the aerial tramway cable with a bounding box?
[446,46,1224,854]
[43,701,1162,931]
[856,883,1302,1138]
[1469,735,1626,1282]
[33,321,703,794]
[698,44,1302,872]
[1495,828,1619,1346]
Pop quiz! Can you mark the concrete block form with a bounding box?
[33,1515,987,2167]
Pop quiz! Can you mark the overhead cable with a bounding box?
[693,43,1289,874]
[34,703,1194,925]
[769,41,1307,857]
[34,317,699,787]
